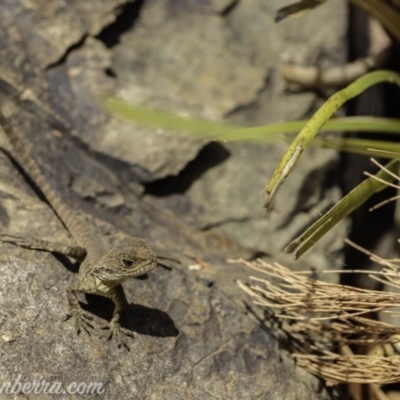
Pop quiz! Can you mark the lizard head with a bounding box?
[92,238,158,284]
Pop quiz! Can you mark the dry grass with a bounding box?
[235,251,400,385]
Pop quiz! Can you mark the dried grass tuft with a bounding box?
[235,253,400,385]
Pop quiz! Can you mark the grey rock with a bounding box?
[0,0,345,398]
[0,133,333,399]
[100,0,348,272]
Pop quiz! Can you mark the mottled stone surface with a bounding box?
[0,0,347,398]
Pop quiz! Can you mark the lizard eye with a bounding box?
[122,259,134,268]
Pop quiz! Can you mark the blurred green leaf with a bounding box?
[275,0,327,23]
[264,70,400,209]
[285,159,400,258]
[101,97,400,141]
[312,137,400,158]
[350,0,400,44]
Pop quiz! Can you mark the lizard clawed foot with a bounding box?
[64,309,96,336]
[101,321,134,350]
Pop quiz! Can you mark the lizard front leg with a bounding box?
[65,283,96,335]
[0,234,86,261]
[103,285,134,350]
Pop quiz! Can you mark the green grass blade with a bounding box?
[311,138,400,158]
[285,159,400,258]
[264,70,400,209]
[350,0,400,43]
[101,98,238,138]
[101,97,400,140]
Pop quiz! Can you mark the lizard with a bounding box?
[0,108,159,349]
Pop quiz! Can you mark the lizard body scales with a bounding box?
[0,109,158,349]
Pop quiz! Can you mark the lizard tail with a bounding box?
[0,109,103,263]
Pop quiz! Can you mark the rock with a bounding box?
[106,0,348,272]
[0,0,344,398]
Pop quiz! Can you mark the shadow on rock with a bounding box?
[82,294,179,338]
